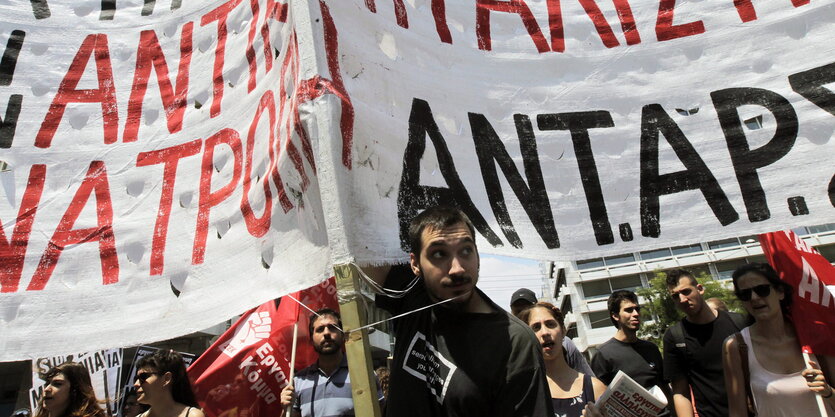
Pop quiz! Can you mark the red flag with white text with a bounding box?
[759,231,835,356]
[187,278,339,417]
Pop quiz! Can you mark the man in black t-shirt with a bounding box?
[591,290,672,415]
[662,269,746,417]
[368,206,553,417]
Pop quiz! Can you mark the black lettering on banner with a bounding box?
[0,30,25,86]
[639,104,738,237]
[143,0,156,16]
[468,113,559,249]
[398,98,503,250]
[0,94,23,148]
[789,62,835,116]
[100,0,116,20]
[30,0,51,19]
[537,111,614,246]
[712,88,798,222]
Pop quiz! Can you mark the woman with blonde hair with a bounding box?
[519,302,606,417]
[36,362,104,417]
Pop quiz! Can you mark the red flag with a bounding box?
[188,278,339,417]
[759,230,835,356]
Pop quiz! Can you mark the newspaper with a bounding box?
[595,371,668,417]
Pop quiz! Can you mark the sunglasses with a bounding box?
[735,284,771,301]
[135,372,158,383]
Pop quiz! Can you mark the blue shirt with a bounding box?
[292,355,383,417]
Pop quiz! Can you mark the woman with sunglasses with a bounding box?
[35,362,104,417]
[519,302,606,417]
[134,350,205,417]
[722,263,835,416]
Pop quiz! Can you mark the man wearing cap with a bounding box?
[510,288,595,377]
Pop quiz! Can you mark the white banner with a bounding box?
[0,1,332,360]
[2,0,835,360]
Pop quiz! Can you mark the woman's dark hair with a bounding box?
[35,362,104,417]
[136,350,199,407]
[732,262,793,316]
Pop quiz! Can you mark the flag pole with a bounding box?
[285,322,299,416]
[802,351,828,416]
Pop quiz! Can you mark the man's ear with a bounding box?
[696,283,705,294]
[409,253,421,277]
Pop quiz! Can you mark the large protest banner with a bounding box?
[2,0,835,360]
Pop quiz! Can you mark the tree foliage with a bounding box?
[636,270,744,348]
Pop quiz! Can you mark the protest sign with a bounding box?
[188,277,338,417]
[759,230,835,357]
[30,349,123,416]
[2,0,835,359]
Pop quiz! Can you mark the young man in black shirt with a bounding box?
[662,269,746,417]
[591,290,672,414]
[369,206,553,417]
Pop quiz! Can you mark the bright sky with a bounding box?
[477,254,549,312]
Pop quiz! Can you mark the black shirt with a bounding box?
[662,310,745,417]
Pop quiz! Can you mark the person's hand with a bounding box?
[581,403,604,417]
[802,360,833,397]
[280,384,296,408]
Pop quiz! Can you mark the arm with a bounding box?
[670,378,694,417]
[580,378,608,417]
[189,409,206,417]
[279,384,301,417]
[801,357,835,412]
[722,335,749,417]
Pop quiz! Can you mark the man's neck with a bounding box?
[686,304,718,325]
[317,350,344,376]
[614,328,638,343]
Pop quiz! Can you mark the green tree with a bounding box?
[636,270,744,349]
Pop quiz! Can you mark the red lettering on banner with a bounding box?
[136,139,202,275]
[656,0,705,42]
[193,129,243,265]
[612,0,641,45]
[546,0,565,52]
[201,0,245,118]
[733,0,757,22]
[245,0,277,93]
[242,91,286,236]
[432,0,452,44]
[475,0,550,53]
[791,0,810,6]
[36,34,118,148]
[576,0,621,48]
[366,0,409,28]
[0,165,46,293]
[123,22,194,143]
[28,161,118,291]
[277,34,312,190]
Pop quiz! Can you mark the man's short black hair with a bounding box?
[408,206,476,258]
[607,290,639,328]
[666,268,698,287]
[309,308,342,336]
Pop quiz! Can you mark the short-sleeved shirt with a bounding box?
[591,338,664,388]
[292,355,384,417]
[662,310,746,417]
[375,266,553,417]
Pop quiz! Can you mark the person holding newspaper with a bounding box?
[722,263,835,416]
[519,302,606,417]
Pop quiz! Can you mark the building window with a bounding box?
[582,279,611,299]
[716,259,748,280]
[708,238,740,250]
[611,275,642,291]
[807,224,835,234]
[816,244,835,263]
[567,324,578,339]
[671,244,702,256]
[587,310,612,329]
[577,258,605,270]
[641,248,672,261]
[604,254,636,266]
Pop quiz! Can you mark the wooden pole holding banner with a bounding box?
[284,322,299,416]
[334,263,382,417]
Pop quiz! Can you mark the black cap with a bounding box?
[510,288,537,305]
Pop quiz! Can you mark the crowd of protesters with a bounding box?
[26,206,835,417]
